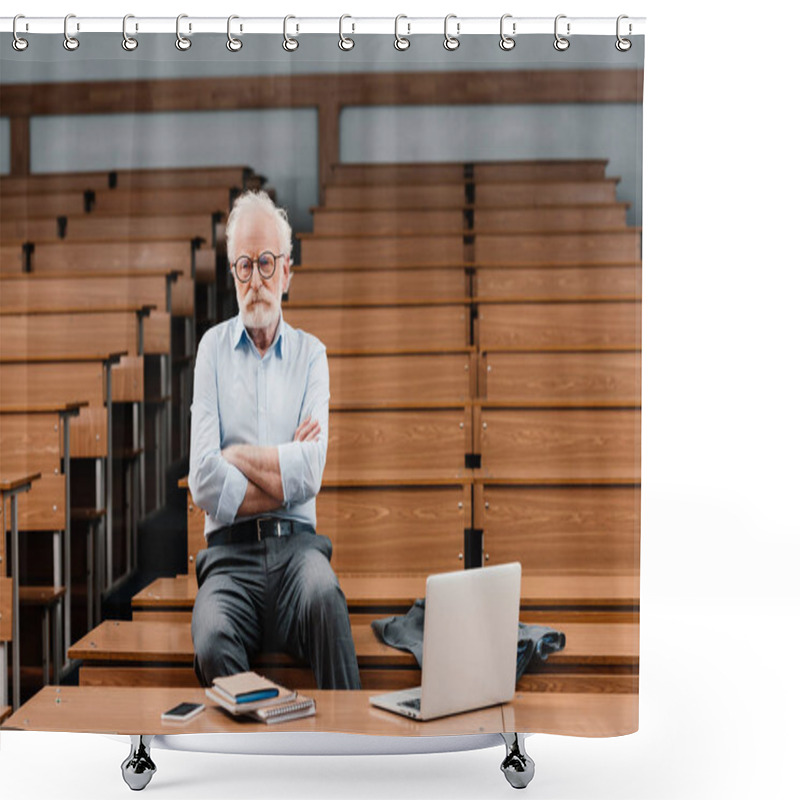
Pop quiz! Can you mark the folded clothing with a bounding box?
[371,599,566,683]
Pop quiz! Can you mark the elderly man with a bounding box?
[188,190,360,689]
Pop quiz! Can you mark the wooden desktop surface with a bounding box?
[2,687,637,738]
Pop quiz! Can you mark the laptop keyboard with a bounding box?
[399,697,421,711]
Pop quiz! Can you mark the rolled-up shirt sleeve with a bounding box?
[188,332,248,523]
[277,346,329,506]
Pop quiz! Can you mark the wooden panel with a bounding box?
[478,302,641,351]
[483,351,641,406]
[0,413,62,474]
[476,231,641,266]
[326,409,470,483]
[325,410,471,485]
[0,311,138,359]
[0,217,59,244]
[194,248,216,284]
[481,486,640,575]
[476,181,619,207]
[311,209,464,235]
[0,245,25,274]
[186,492,205,576]
[319,486,467,573]
[284,305,469,353]
[0,361,104,406]
[329,163,465,186]
[479,409,641,483]
[63,213,216,243]
[1,70,643,118]
[300,235,464,268]
[0,577,11,641]
[15,474,67,530]
[92,188,230,217]
[474,205,628,233]
[111,355,145,403]
[0,192,87,220]
[142,311,171,355]
[287,268,467,306]
[323,184,465,210]
[172,274,195,316]
[473,161,609,182]
[475,266,641,301]
[9,117,30,177]
[0,274,171,314]
[329,353,472,406]
[27,240,193,273]
[71,406,108,458]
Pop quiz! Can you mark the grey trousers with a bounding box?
[191,529,361,690]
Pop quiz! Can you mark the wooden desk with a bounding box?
[1,685,638,737]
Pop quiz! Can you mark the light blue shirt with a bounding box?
[188,311,329,538]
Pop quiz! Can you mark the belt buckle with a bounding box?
[257,517,284,539]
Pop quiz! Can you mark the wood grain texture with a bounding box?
[0,70,643,117]
[9,117,29,177]
[70,406,108,458]
[0,413,63,474]
[300,234,464,268]
[479,409,641,482]
[62,213,217,243]
[476,231,641,266]
[475,265,642,302]
[473,161,610,183]
[111,355,145,402]
[26,240,193,273]
[0,577,11,641]
[287,267,468,306]
[0,361,104,406]
[142,311,171,355]
[478,302,641,351]
[320,486,468,573]
[311,209,465,235]
[479,486,641,575]
[329,353,472,405]
[476,181,619,207]
[1,192,87,221]
[91,187,230,218]
[326,409,470,483]
[474,206,628,233]
[14,474,66,530]
[284,305,469,353]
[483,351,641,406]
[323,184,465,211]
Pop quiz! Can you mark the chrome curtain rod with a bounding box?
[1,15,646,37]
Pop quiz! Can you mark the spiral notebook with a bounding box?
[250,694,316,725]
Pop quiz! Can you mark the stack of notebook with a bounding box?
[205,671,316,725]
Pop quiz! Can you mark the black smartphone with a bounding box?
[161,702,205,722]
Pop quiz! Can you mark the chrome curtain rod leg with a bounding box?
[500,732,535,789]
[121,735,157,791]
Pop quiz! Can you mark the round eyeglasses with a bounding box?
[232,251,285,283]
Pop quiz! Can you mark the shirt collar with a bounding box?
[233,311,287,360]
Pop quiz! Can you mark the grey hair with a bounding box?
[226,190,293,265]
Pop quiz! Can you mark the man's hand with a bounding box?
[294,417,321,443]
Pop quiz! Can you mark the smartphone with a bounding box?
[161,702,205,722]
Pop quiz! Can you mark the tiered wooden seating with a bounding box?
[70,159,640,697]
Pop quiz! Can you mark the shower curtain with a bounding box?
[0,22,643,748]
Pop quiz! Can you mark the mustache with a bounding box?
[246,289,274,307]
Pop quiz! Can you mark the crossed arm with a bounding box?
[221,418,321,517]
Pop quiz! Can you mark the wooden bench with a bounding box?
[474,265,642,303]
[284,305,470,352]
[474,179,622,207]
[298,233,465,268]
[286,267,469,306]
[0,165,261,195]
[476,301,642,351]
[67,615,638,693]
[1,685,639,738]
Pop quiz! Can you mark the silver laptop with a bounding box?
[369,562,521,721]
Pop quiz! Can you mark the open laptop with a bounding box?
[369,562,521,721]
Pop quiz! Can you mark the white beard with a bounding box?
[240,297,280,330]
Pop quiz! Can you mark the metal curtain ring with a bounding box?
[63,13,79,51]
[444,14,460,51]
[499,14,515,51]
[283,15,299,51]
[176,14,191,50]
[553,14,570,51]
[12,15,29,52]
[227,15,243,51]
[616,15,632,51]
[394,15,410,51]
[122,14,138,51]
[339,15,354,51]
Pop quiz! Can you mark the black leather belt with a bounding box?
[207,517,313,548]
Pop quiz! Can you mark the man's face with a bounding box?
[231,210,290,330]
